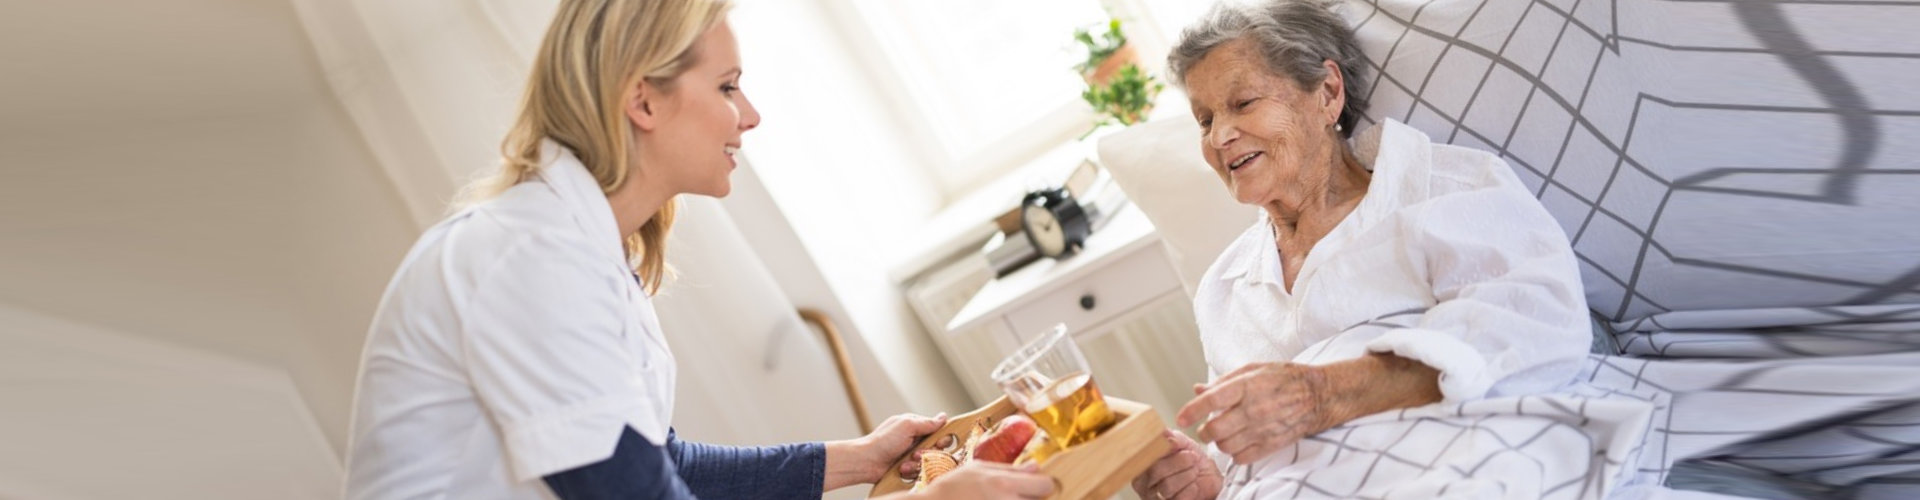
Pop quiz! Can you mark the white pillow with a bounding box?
[1095,118,1262,296]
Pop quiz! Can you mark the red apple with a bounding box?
[973,415,1038,463]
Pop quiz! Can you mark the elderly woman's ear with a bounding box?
[1316,59,1346,129]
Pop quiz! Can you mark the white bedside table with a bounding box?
[936,204,1209,425]
[947,205,1183,344]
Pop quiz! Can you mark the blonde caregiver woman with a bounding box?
[341,1,1054,499]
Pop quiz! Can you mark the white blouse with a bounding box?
[1192,119,1591,403]
[345,141,678,500]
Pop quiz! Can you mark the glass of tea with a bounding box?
[990,323,1117,450]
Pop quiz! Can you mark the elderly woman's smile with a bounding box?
[1227,151,1258,170]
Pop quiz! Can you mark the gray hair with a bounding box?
[1169,0,1370,137]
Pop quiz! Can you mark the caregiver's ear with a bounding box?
[626,78,662,131]
[1316,59,1345,125]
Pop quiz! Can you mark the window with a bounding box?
[1126,0,1211,56]
[835,0,1111,195]
[826,0,1212,200]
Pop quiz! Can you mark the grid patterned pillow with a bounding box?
[1343,0,1920,327]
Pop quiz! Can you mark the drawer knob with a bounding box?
[1078,294,1096,311]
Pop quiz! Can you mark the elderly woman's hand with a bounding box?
[1175,362,1332,464]
[1131,429,1223,500]
[1176,354,1444,465]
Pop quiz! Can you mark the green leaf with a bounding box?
[1072,18,1129,73]
[1079,61,1162,127]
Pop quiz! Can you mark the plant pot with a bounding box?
[1083,43,1138,87]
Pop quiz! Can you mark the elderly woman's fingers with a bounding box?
[1132,441,1225,500]
[1138,452,1193,489]
[1177,377,1251,427]
[1194,405,1251,444]
[1165,429,1202,452]
[1134,430,1201,498]
[1218,420,1310,464]
[1182,362,1303,425]
[1211,426,1264,460]
[1155,460,1201,493]
[1130,472,1156,497]
[1163,479,1202,500]
[1194,374,1315,437]
[1208,425,1268,462]
[1141,456,1204,500]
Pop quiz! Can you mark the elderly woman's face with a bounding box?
[1184,38,1343,207]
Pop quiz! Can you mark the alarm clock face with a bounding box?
[1023,204,1068,257]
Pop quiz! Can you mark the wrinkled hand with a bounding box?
[915,462,1055,500]
[1131,429,1223,500]
[841,413,948,487]
[1175,361,1331,464]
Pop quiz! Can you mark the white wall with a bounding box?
[0,0,420,459]
[729,0,977,416]
[0,306,342,499]
[0,110,417,455]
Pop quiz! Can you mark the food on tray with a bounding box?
[973,415,1037,463]
[1013,433,1064,465]
[911,415,1052,490]
[877,396,1168,500]
[916,449,956,484]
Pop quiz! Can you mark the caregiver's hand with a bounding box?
[1131,429,1222,500]
[1176,354,1443,464]
[825,412,947,490]
[912,462,1056,500]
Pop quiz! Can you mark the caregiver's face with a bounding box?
[1185,38,1333,207]
[646,20,760,198]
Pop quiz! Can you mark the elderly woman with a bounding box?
[1130,1,1599,498]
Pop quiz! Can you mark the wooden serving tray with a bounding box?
[868,396,1169,499]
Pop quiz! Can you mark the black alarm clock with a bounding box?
[1020,187,1091,259]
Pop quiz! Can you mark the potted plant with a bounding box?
[1073,19,1163,135]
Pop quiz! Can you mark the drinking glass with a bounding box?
[990,323,1117,450]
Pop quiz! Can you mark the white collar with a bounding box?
[533,138,632,276]
[1216,118,1427,286]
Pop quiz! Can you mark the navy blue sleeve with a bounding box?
[665,429,827,500]
[542,426,697,500]
[541,427,828,500]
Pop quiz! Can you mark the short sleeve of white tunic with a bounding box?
[462,227,673,481]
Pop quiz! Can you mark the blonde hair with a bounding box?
[461,0,733,294]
